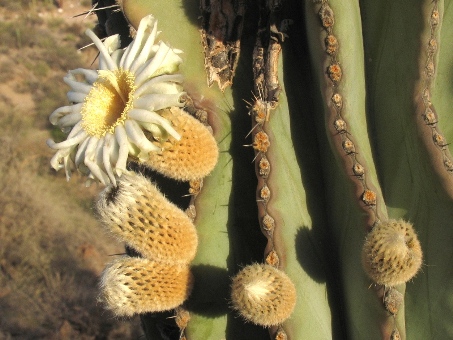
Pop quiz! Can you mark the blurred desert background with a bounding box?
[0,0,142,338]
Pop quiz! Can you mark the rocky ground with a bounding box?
[0,1,142,338]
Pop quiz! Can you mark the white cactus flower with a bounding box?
[47,15,186,186]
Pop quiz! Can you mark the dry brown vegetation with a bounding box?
[0,1,142,338]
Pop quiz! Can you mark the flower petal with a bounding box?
[75,136,91,166]
[64,75,92,94]
[84,137,109,185]
[67,91,87,103]
[111,49,124,66]
[121,14,156,70]
[104,34,121,54]
[50,148,71,171]
[85,29,117,70]
[103,133,117,186]
[129,18,159,73]
[128,109,180,141]
[134,74,184,97]
[133,93,185,111]
[49,103,83,125]
[57,112,82,129]
[134,42,182,87]
[63,152,75,181]
[129,109,181,140]
[135,82,183,99]
[70,69,98,84]
[47,130,87,150]
[114,125,129,176]
[125,119,160,160]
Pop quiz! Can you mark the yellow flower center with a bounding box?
[81,68,136,137]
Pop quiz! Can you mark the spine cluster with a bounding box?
[420,0,453,173]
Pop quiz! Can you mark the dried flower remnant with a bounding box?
[47,15,186,185]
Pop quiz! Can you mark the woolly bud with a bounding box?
[144,107,218,181]
[362,219,422,286]
[231,264,296,327]
[97,172,198,264]
[101,256,193,316]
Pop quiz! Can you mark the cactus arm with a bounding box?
[266,53,334,338]
[304,0,403,338]
[361,0,453,338]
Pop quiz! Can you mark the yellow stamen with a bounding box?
[81,69,136,137]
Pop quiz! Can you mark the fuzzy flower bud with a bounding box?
[100,256,193,316]
[97,172,198,264]
[144,107,218,181]
[231,264,296,327]
[362,219,422,286]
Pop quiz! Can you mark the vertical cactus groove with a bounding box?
[415,0,453,196]
[251,0,283,269]
[246,0,296,337]
[314,0,381,229]
[308,0,412,338]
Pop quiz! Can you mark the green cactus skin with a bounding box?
[87,0,453,339]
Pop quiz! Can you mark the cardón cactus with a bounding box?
[45,0,453,339]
